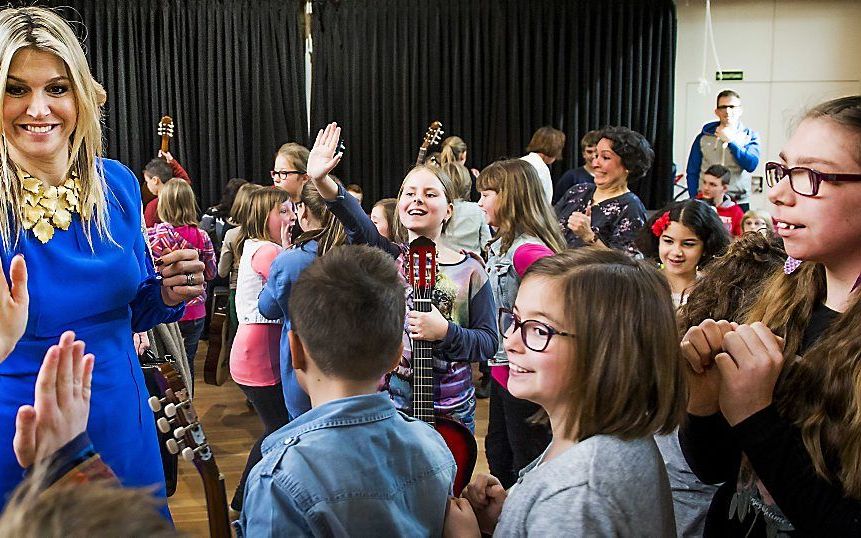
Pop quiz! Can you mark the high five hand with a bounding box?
[307,122,344,183]
[0,254,29,363]
[13,330,95,468]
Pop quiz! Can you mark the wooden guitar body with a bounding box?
[204,288,230,385]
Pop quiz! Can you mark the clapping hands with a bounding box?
[1,255,29,363]
[682,319,785,425]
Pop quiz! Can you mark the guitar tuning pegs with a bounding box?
[173,426,188,439]
[181,447,195,462]
[148,396,162,412]
[164,403,177,418]
[166,438,180,455]
[156,417,172,434]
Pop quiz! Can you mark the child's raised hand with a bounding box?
[407,305,449,341]
[681,319,738,416]
[307,122,344,183]
[714,322,785,425]
[462,473,507,533]
[443,497,481,538]
[13,330,95,468]
[0,254,29,363]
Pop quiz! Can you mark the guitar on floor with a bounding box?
[147,356,231,538]
[408,236,478,496]
[204,288,230,386]
[416,121,443,165]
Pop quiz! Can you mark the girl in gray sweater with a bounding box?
[446,248,686,537]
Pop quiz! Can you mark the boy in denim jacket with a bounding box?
[237,245,456,536]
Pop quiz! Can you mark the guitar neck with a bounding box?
[196,458,231,538]
[416,147,428,166]
[412,296,435,425]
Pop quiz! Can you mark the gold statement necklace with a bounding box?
[19,168,81,244]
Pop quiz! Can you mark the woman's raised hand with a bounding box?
[158,249,206,307]
[0,255,29,363]
[307,122,344,183]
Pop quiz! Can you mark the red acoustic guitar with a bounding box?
[148,360,230,538]
[408,236,478,495]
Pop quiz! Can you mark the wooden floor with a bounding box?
[170,342,490,536]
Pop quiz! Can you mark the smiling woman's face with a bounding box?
[3,48,77,171]
[397,168,452,239]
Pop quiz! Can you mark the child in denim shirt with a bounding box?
[238,245,456,536]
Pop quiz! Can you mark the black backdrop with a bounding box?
[40,0,308,209]
[28,0,675,210]
[310,0,676,209]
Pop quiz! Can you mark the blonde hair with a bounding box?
[524,249,686,440]
[390,164,458,243]
[0,7,109,249]
[229,183,262,225]
[476,159,566,254]
[741,209,774,234]
[237,188,290,257]
[295,181,346,256]
[157,179,198,227]
[275,142,309,171]
[0,463,176,537]
[440,136,467,165]
[441,161,472,200]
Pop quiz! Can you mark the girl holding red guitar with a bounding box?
[304,122,497,433]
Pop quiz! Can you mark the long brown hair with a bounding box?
[295,181,346,256]
[236,188,289,258]
[745,95,861,498]
[524,249,686,440]
[157,178,199,227]
[476,159,565,255]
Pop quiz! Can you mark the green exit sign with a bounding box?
[716,71,744,81]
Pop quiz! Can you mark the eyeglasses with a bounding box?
[498,307,575,353]
[716,104,740,110]
[270,169,306,180]
[764,162,861,197]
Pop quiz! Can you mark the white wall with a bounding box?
[674,0,861,209]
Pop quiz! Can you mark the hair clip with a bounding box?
[784,256,802,275]
[650,211,671,237]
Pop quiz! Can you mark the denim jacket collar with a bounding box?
[262,392,397,453]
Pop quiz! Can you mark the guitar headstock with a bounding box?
[147,361,217,472]
[420,121,444,152]
[157,115,174,154]
[157,115,174,138]
[408,236,437,296]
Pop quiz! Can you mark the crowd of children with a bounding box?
[0,11,859,534]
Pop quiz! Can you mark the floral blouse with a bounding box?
[554,183,647,256]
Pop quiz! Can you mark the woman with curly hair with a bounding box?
[554,126,653,255]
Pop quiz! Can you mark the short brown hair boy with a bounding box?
[289,245,405,380]
[526,126,566,160]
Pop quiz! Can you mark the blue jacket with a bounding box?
[237,392,456,537]
[258,240,318,419]
[686,121,760,200]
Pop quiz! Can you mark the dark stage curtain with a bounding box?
[41,0,307,209]
[311,0,676,209]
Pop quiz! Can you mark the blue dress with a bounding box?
[0,159,184,505]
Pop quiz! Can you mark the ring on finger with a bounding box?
[186,273,195,287]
